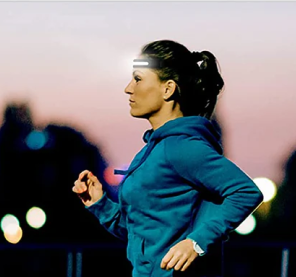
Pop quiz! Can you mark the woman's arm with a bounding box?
[166,137,264,253]
[86,192,128,241]
[73,170,128,241]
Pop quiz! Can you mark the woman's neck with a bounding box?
[148,110,184,130]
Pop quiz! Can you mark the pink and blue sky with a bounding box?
[0,2,295,185]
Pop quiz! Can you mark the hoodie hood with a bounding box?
[115,116,223,178]
[143,116,223,154]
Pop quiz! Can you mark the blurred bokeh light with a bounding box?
[253,177,277,203]
[25,130,47,150]
[235,214,256,235]
[3,225,23,244]
[26,207,46,229]
[0,214,20,233]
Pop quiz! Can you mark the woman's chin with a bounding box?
[130,110,145,118]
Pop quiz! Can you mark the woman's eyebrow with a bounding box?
[133,70,143,76]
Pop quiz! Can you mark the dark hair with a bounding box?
[140,40,224,119]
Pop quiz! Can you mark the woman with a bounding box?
[73,40,263,277]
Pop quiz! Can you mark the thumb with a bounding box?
[87,172,100,184]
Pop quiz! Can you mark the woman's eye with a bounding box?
[134,76,141,82]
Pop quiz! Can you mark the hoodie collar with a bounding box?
[142,116,223,154]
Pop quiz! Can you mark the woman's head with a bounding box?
[124,65,171,120]
[139,40,224,119]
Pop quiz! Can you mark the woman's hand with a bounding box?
[72,170,104,207]
[160,239,198,272]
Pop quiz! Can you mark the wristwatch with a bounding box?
[189,239,206,256]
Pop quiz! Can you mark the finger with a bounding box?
[160,250,174,269]
[87,179,94,186]
[166,254,181,270]
[73,181,87,193]
[180,258,193,272]
[74,180,88,188]
[78,170,91,180]
[72,186,79,193]
[72,186,86,194]
[87,171,95,178]
[173,255,188,271]
[166,250,184,270]
[87,172,99,183]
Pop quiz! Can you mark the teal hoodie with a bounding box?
[87,116,263,277]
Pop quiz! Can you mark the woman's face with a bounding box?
[124,66,166,119]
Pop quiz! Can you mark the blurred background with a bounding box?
[0,1,296,277]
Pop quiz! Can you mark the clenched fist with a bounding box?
[72,170,104,207]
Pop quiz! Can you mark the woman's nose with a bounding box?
[124,80,133,95]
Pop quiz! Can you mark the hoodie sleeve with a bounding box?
[86,192,128,241]
[165,137,263,253]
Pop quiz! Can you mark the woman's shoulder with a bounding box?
[164,135,219,164]
[164,134,211,149]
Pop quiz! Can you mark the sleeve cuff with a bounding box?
[187,238,206,256]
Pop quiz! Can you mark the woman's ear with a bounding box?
[163,80,177,101]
